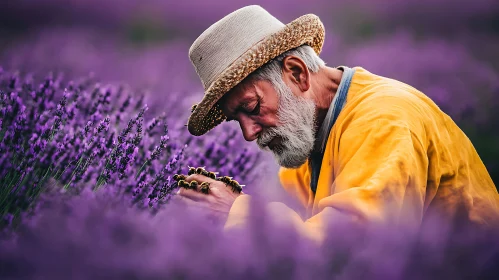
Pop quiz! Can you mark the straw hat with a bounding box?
[187,5,325,136]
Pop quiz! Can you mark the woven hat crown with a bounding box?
[189,5,285,90]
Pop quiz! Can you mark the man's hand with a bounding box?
[176,173,243,222]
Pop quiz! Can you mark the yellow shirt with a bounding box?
[224,67,499,244]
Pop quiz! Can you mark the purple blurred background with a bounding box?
[2,0,498,183]
[1,0,497,185]
[1,1,499,279]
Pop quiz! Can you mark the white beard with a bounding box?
[257,82,317,168]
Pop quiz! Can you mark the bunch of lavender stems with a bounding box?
[0,67,262,229]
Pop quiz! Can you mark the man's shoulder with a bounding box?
[350,86,430,116]
[340,70,444,131]
[351,66,428,101]
[348,69,438,116]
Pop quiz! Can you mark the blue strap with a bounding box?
[309,66,355,194]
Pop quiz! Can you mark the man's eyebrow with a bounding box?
[226,98,252,121]
[224,84,259,121]
[225,102,245,121]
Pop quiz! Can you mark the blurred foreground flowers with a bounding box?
[1,187,499,280]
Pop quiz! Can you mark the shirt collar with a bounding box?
[313,66,353,154]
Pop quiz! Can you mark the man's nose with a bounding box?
[239,116,262,142]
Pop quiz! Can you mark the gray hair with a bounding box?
[249,44,326,93]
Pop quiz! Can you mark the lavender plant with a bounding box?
[0,3,497,279]
[0,66,262,228]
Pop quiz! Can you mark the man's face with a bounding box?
[220,77,317,168]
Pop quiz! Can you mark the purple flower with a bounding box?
[0,65,262,225]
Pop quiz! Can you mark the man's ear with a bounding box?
[281,55,311,93]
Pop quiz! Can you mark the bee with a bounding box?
[216,176,242,193]
[188,166,197,175]
[173,174,187,181]
[228,179,240,187]
[196,167,212,177]
[177,179,190,189]
[207,171,218,179]
[228,179,244,193]
[196,167,205,174]
[217,176,233,185]
[200,182,210,194]
[228,179,244,187]
[189,180,199,190]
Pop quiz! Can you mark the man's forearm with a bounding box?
[223,194,345,245]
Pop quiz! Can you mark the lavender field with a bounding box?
[0,1,498,279]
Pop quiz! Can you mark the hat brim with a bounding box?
[187,14,325,136]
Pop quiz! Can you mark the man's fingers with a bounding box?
[177,187,210,201]
[184,174,218,192]
[184,174,217,185]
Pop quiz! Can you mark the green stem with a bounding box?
[135,160,149,179]
[40,165,53,184]
[0,172,22,209]
[95,145,119,189]
[54,158,79,180]
[63,156,84,189]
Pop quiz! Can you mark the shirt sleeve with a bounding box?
[277,162,312,209]
[224,93,429,244]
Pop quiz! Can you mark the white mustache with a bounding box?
[257,127,279,148]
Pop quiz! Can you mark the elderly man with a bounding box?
[177,5,499,243]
